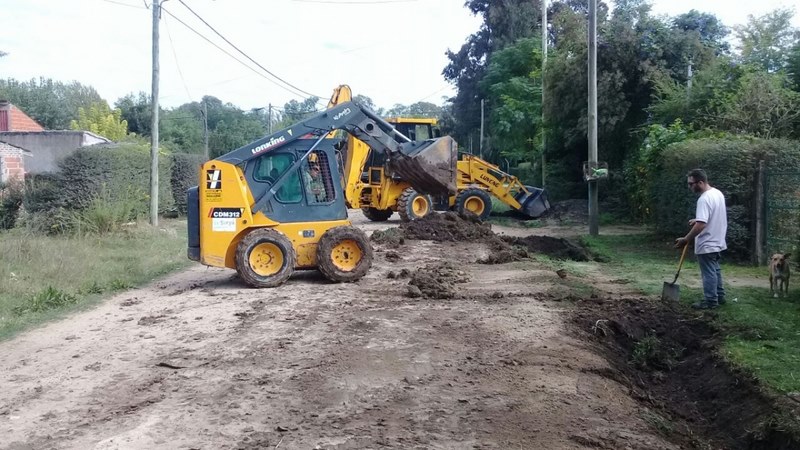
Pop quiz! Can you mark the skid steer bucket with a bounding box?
[388,137,458,196]
[515,186,551,218]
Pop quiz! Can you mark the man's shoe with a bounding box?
[691,302,718,310]
[718,298,726,305]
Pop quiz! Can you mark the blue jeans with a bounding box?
[697,252,725,306]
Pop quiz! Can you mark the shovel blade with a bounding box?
[661,281,680,302]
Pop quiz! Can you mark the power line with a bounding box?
[292,0,416,3]
[159,7,307,100]
[102,0,146,9]
[176,0,322,100]
[163,14,194,102]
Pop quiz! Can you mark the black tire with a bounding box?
[235,228,295,288]
[397,187,433,222]
[361,207,393,222]
[317,226,374,283]
[455,188,492,221]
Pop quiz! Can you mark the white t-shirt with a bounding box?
[694,187,728,254]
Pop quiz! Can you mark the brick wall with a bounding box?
[0,143,26,183]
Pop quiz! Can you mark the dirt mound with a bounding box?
[405,262,469,299]
[401,211,494,242]
[570,296,800,449]
[370,228,405,246]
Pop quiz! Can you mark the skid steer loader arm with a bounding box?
[218,101,456,198]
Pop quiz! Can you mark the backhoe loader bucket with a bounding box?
[388,137,458,196]
[515,186,550,218]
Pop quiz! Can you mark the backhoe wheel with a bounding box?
[317,226,373,283]
[455,188,492,221]
[236,228,295,288]
[397,187,433,222]
[361,207,393,222]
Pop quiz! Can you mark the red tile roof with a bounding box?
[0,103,45,132]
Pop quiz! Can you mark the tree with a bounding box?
[719,72,800,138]
[443,0,544,145]
[0,51,6,58]
[353,94,384,115]
[734,8,798,72]
[385,102,442,118]
[0,78,104,129]
[70,102,129,141]
[787,41,800,91]
[115,92,152,136]
[479,37,543,162]
[281,97,320,123]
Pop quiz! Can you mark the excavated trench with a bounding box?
[570,295,800,449]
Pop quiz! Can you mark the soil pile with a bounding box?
[370,228,405,246]
[401,211,494,242]
[406,262,469,299]
[570,296,800,449]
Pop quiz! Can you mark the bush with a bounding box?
[170,153,204,215]
[649,137,800,260]
[0,180,24,229]
[56,143,173,215]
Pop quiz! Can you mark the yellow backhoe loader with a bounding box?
[329,85,550,222]
[187,101,456,287]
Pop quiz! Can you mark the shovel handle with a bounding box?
[673,244,689,284]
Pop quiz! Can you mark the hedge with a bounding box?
[170,153,205,215]
[650,137,800,261]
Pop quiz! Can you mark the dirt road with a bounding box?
[2,212,676,449]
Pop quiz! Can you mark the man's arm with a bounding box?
[675,220,706,248]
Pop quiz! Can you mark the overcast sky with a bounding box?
[1,0,798,112]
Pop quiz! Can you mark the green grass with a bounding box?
[0,219,191,340]
[582,232,800,393]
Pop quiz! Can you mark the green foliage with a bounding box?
[114,91,151,136]
[719,71,800,139]
[0,180,24,229]
[0,77,104,129]
[385,102,442,118]
[649,137,800,260]
[624,121,692,221]
[70,102,129,141]
[734,8,797,72]
[13,286,78,315]
[70,188,141,235]
[170,153,205,215]
[56,143,172,215]
[481,37,543,162]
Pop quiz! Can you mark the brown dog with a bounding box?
[769,253,791,298]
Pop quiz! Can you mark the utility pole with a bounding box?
[268,103,273,134]
[479,99,485,159]
[202,99,209,160]
[588,0,599,236]
[541,0,547,188]
[150,0,161,226]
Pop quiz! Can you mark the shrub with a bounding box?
[0,180,24,229]
[13,286,78,314]
[170,153,204,215]
[56,142,173,215]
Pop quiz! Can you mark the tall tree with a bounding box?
[385,102,442,118]
[735,8,798,72]
[70,102,128,141]
[443,0,543,145]
[115,92,152,136]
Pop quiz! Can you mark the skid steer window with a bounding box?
[254,153,302,203]
[303,151,335,204]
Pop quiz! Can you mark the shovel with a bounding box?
[661,244,688,302]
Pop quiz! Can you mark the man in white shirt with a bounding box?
[674,169,728,309]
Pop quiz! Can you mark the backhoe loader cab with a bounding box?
[187,101,457,288]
